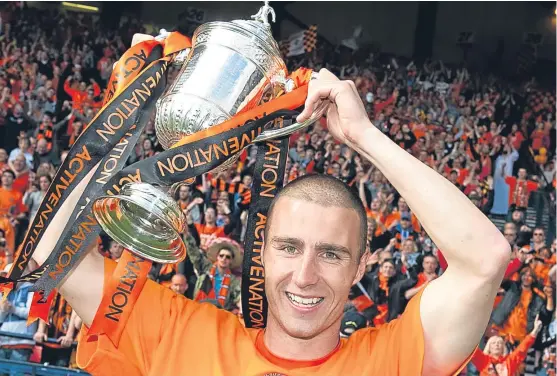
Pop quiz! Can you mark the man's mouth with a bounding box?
[286,292,324,308]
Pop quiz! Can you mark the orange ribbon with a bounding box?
[88,251,152,346]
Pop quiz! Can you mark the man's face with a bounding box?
[217,248,233,270]
[18,137,29,150]
[422,256,438,274]
[503,229,517,245]
[400,217,411,229]
[521,270,534,287]
[205,208,216,223]
[331,163,340,177]
[263,197,365,340]
[511,210,523,223]
[379,261,396,278]
[296,137,305,149]
[1,172,13,187]
[0,149,7,163]
[37,139,47,154]
[13,156,25,172]
[518,169,527,180]
[401,240,415,254]
[533,230,545,244]
[178,185,190,200]
[170,275,188,295]
[109,243,123,259]
[242,174,253,187]
[398,198,409,212]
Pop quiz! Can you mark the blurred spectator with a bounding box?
[0,263,37,367]
[22,173,50,222]
[33,294,77,367]
[188,234,242,311]
[339,311,367,338]
[491,267,554,345]
[506,168,539,213]
[169,273,188,297]
[472,317,543,376]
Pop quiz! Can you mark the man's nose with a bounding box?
[292,252,319,289]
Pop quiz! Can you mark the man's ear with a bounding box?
[352,248,370,286]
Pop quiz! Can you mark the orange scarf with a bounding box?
[196,264,231,308]
[378,274,390,296]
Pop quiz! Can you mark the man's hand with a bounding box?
[297,68,370,146]
[0,300,13,313]
[191,197,204,206]
[57,334,73,348]
[543,285,554,300]
[531,315,543,337]
[33,331,47,344]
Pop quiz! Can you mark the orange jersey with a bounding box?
[194,223,226,249]
[77,259,471,375]
[0,187,26,216]
[385,211,421,233]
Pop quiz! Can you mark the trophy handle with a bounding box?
[253,100,329,143]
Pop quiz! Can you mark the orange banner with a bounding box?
[27,290,56,325]
[87,250,152,346]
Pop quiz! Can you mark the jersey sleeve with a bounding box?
[366,287,475,375]
[76,258,218,375]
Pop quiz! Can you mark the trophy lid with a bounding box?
[192,1,284,70]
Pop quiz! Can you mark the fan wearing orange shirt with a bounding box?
[505,168,538,211]
[384,197,421,233]
[472,319,543,376]
[32,36,511,376]
[0,169,27,221]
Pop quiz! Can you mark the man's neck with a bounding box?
[263,314,341,361]
[216,265,226,275]
[2,184,12,190]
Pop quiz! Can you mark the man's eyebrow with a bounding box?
[314,242,352,258]
[271,236,304,248]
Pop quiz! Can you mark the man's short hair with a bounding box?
[266,174,368,258]
[2,169,15,179]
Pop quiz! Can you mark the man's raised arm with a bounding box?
[297,69,510,376]
[32,166,105,326]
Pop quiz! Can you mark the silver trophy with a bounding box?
[93,2,326,263]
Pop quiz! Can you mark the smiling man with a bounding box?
[29,34,512,376]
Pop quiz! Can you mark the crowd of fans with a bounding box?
[0,3,554,375]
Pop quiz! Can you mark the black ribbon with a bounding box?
[241,136,289,328]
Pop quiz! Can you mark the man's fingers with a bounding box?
[318,68,339,81]
[297,83,332,122]
[296,69,339,123]
[113,34,157,70]
[131,33,155,47]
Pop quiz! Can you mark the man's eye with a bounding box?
[322,251,340,260]
[281,246,297,255]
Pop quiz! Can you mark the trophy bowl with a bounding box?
[154,11,288,151]
[92,183,187,264]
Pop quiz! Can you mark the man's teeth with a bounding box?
[286,292,324,307]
